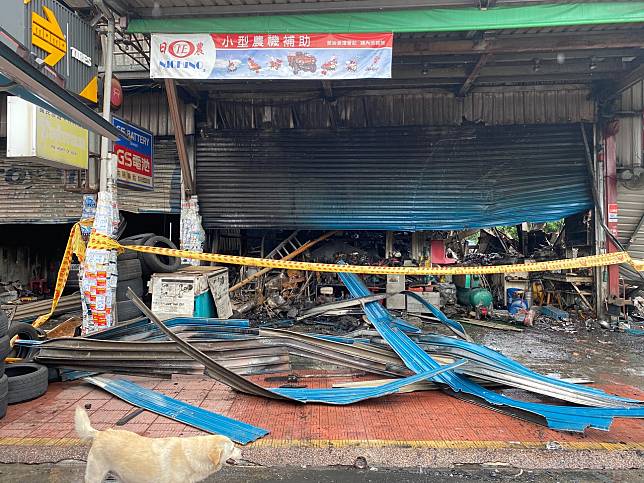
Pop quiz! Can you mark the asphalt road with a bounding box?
[1,463,642,483]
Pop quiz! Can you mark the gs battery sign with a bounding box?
[112,117,153,190]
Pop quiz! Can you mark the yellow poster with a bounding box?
[35,107,88,169]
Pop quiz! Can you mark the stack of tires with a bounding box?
[0,311,49,418]
[0,309,9,419]
[116,234,181,323]
[115,234,146,323]
[65,233,181,323]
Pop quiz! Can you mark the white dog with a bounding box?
[75,406,242,483]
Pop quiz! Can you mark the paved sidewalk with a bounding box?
[0,371,642,469]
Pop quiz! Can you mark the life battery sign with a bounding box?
[112,116,154,190]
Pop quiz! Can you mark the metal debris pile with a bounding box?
[13,270,644,441]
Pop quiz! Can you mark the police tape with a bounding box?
[88,232,642,276]
[32,221,89,329]
[26,229,643,334]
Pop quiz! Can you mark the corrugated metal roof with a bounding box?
[0,138,181,223]
[211,87,595,129]
[0,157,84,224]
[617,183,644,281]
[618,78,644,112]
[196,123,592,230]
[119,90,194,136]
[616,115,643,169]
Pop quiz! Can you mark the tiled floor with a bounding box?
[1,372,643,452]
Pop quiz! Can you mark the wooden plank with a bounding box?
[458,318,524,332]
[164,78,194,196]
[571,282,594,311]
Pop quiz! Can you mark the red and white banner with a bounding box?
[151,33,393,80]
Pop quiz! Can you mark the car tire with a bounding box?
[6,322,44,359]
[141,236,181,274]
[117,259,143,281]
[117,249,139,261]
[116,278,144,301]
[0,374,7,418]
[119,233,155,245]
[5,363,48,404]
[117,233,153,261]
[0,309,8,337]
[116,299,142,322]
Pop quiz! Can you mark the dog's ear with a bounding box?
[208,447,223,466]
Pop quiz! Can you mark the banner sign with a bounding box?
[150,33,392,80]
[112,117,154,191]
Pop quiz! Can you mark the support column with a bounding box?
[99,19,115,191]
[604,120,620,298]
[81,13,119,334]
[165,80,204,263]
[593,125,606,318]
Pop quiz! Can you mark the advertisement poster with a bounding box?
[151,32,393,80]
[112,116,154,190]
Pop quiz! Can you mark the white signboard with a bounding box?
[150,34,217,80]
[6,97,88,169]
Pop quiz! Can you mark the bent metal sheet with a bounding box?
[150,33,393,80]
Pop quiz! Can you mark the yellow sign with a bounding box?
[35,107,88,169]
[31,6,66,67]
[79,75,98,103]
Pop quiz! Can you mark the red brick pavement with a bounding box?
[0,373,643,451]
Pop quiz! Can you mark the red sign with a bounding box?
[210,33,393,50]
[110,77,123,110]
[112,116,153,190]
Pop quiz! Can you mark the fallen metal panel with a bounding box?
[88,317,250,340]
[339,271,644,432]
[273,359,467,404]
[401,290,470,340]
[84,376,269,444]
[295,294,386,320]
[416,334,642,407]
[32,333,409,377]
[126,289,463,404]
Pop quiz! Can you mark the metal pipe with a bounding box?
[96,2,115,191]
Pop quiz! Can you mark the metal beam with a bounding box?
[615,59,644,93]
[395,32,644,56]
[458,53,491,97]
[164,78,194,196]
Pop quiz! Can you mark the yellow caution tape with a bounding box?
[88,232,641,276]
[32,221,90,328]
[26,228,643,336]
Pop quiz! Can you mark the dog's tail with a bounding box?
[75,406,97,440]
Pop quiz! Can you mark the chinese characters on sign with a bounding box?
[112,117,154,190]
[150,33,393,80]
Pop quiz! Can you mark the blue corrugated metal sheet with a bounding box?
[273,359,467,404]
[196,124,592,230]
[417,334,642,406]
[88,317,251,340]
[85,376,269,444]
[339,271,644,432]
